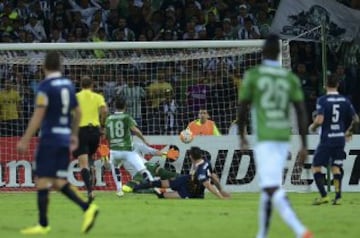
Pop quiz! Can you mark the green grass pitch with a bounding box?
[0,192,359,238]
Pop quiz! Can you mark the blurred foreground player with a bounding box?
[16,51,99,235]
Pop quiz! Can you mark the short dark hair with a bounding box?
[81,75,93,88]
[326,74,339,88]
[189,146,202,160]
[44,51,61,71]
[262,34,280,60]
[114,96,127,110]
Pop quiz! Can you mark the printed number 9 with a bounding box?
[61,88,70,115]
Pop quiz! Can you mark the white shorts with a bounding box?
[109,150,146,173]
[254,141,289,188]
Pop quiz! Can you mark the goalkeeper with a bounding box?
[98,142,180,196]
[122,143,181,194]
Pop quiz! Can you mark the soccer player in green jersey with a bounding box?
[238,34,313,238]
[105,97,154,196]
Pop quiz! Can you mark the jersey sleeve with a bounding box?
[289,73,304,102]
[238,70,253,102]
[316,97,325,116]
[35,83,48,107]
[97,93,106,107]
[196,162,211,183]
[127,115,137,128]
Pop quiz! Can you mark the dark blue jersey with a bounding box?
[36,76,78,146]
[316,93,356,147]
[187,159,212,198]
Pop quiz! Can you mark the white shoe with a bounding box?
[116,191,124,197]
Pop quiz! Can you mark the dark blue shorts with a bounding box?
[169,175,192,198]
[312,145,346,167]
[35,145,70,178]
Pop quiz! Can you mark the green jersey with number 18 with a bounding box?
[105,112,136,151]
[239,63,304,141]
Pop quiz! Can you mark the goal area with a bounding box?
[0,40,311,193]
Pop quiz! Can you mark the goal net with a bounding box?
[0,40,308,193]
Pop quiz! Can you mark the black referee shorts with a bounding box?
[73,125,101,161]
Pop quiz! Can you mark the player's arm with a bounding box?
[309,113,324,133]
[98,94,108,126]
[345,113,360,138]
[131,126,149,145]
[202,180,224,199]
[210,173,231,198]
[71,106,81,136]
[21,106,46,142]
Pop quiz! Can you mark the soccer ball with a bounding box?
[179,129,194,144]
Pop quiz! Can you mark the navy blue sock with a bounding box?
[333,173,342,199]
[37,189,49,227]
[60,183,89,211]
[314,172,327,197]
[134,180,161,191]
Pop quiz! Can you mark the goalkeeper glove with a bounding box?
[162,145,180,161]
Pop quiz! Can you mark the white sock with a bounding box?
[140,169,155,182]
[256,191,272,238]
[272,189,307,237]
[111,165,122,192]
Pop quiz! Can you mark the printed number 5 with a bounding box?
[332,104,340,123]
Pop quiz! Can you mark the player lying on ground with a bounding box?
[98,137,180,195]
[131,146,230,199]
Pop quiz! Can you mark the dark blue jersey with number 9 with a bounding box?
[36,76,78,146]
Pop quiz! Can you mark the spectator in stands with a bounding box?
[111,17,135,41]
[222,18,235,40]
[0,80,22,136]
[186,73,211,121]
[256,9,271,38]
[161,89,178,135]
[237,4,255,26]
[237,16,260,39]
[116,72,146,126]
[186,108,221,136]
[145,70,173,134]
[24,13,47,42]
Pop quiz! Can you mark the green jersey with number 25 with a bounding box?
[105,112,136,151]
[239,64,304,141]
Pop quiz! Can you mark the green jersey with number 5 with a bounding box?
[239,63,304,141]
[105,112,136,151]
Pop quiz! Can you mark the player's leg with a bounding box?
[54,146,99,234]
[20,177,53,235]
[331,148,346,205]
[254,142,310,238]
[125,152,155,182]
[109,150,124,196]
[73,128,94,202]
[20,145,56,234]
[311,146,330,205]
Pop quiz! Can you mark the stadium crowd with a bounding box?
[0,0,359,136]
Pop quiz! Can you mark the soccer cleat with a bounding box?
[20,225,51,235]
[116,191,124,197]
[312,196,330,205]
[122,185,133,193]
[301,230,314,238]
[81,203,99,234]
[332,198,342,205]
